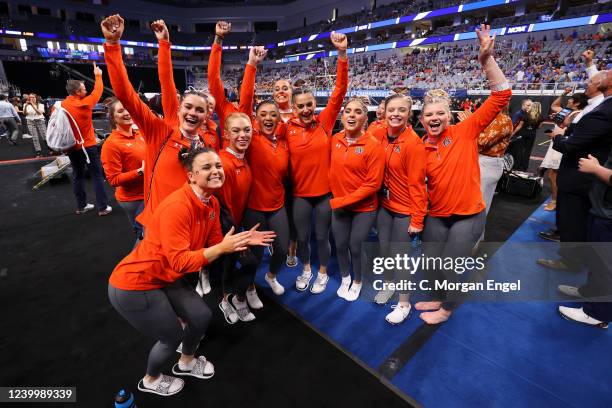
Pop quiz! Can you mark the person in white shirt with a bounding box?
[23,94,46,156]
[0,94,21,145]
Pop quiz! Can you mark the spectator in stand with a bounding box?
[0,94,21,146]
[509,101,542,171]
[23,93,47,157]
[62,63,111,216]
[540,89,587,212]
[476,105,513,243]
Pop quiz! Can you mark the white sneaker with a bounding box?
[374,288,395,305]
[246,287,263,309]
[286,254,298,267]
[75,203,94,215]
[558,306,608,328]
[557,285,583,298]
[195,269,211,296]
[265,274,285,295]
[310,273,329,294]
[345,282,362,302]
[385,303,412,325]
[295,270,312,291]
[232,296,256,322]
[219,299,239,324]
[337,278,351,299]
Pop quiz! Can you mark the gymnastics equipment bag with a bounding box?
[497,170,543,198]
[46,101,90,163]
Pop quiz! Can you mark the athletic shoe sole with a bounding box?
[137,379,183,397]
[385,307,412,325]
[558,309,608,329]
[171,363,215,379]
[218,302,238,325]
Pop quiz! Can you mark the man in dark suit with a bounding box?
[537,70,609,275]
[559,71,612,327]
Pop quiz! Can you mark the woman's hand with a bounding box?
[246,223,277,246]
[578,154,600,174]
[476,24,496,65]
[219,226,252,253]
[151,19,169,42]
[330,31,348,58]
[101,14,124,44]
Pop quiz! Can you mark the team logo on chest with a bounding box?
[394,146,401,153]
[442,136,452,147]
[236,169,241,175]
[354,147,364,155]
[336,143,342,149]
[210,211,215,220]
[125,142,132,147]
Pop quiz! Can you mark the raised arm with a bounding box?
[102,15,167,142]
[208,21,232,120]
[238,46,267,116]
[81,62,104,107]
[151,19,179,126]
[329,140,384,209]
[406,138,428,232]
[319,32,349,133]
[456,24,511,137]
[582,49,599,79]
[550,87,572,114]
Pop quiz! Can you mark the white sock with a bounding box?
[342,275,351,285]
[143,376,162,389]
[178,358,197,371]
[351,281,362,290]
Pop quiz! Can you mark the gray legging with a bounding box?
[117,200,145,239]
[376,207,412,292]
[332,208,376,282]
[108,279,212,377]
[422,210,486,311]
[293,194,332,267]
[243,206,290,275]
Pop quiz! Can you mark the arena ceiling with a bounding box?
[141,0,296,6]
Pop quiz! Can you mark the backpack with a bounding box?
[46,101,90,163]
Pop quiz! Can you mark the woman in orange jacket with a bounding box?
[374,94,427,324]
[108,147,275,396]
[329,98,384,301]
[102,15,209,230]
[272,79,299,268]
[366,99,387,141]
[215,113,262,324]
[244,100,290,297]
[100,98,146,238]
[287,31,349,294]
[416,25,512,324]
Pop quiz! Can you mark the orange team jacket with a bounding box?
[215,149,252,225]
[329,130,384,212]
[367,120,387,142]
[109,183,223,291]
[157,40,219,152]
[105,42,195,228]
[246,125,289,212]
[100,128,146,202]
[286,57,348,197]
[380,126,428,229]
[208,43,256,133]
[424,89,512,217]
[61,72,103,148]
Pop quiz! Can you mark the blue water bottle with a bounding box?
[114,389,137,408]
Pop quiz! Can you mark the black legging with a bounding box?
[292,194,332,267]
[243,207,290,275]
[422,211,486,311]
[331,208,376,282]
[108,279,211,377]
[219,207,259,298]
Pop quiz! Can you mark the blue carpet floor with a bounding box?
[255,204,612,407]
